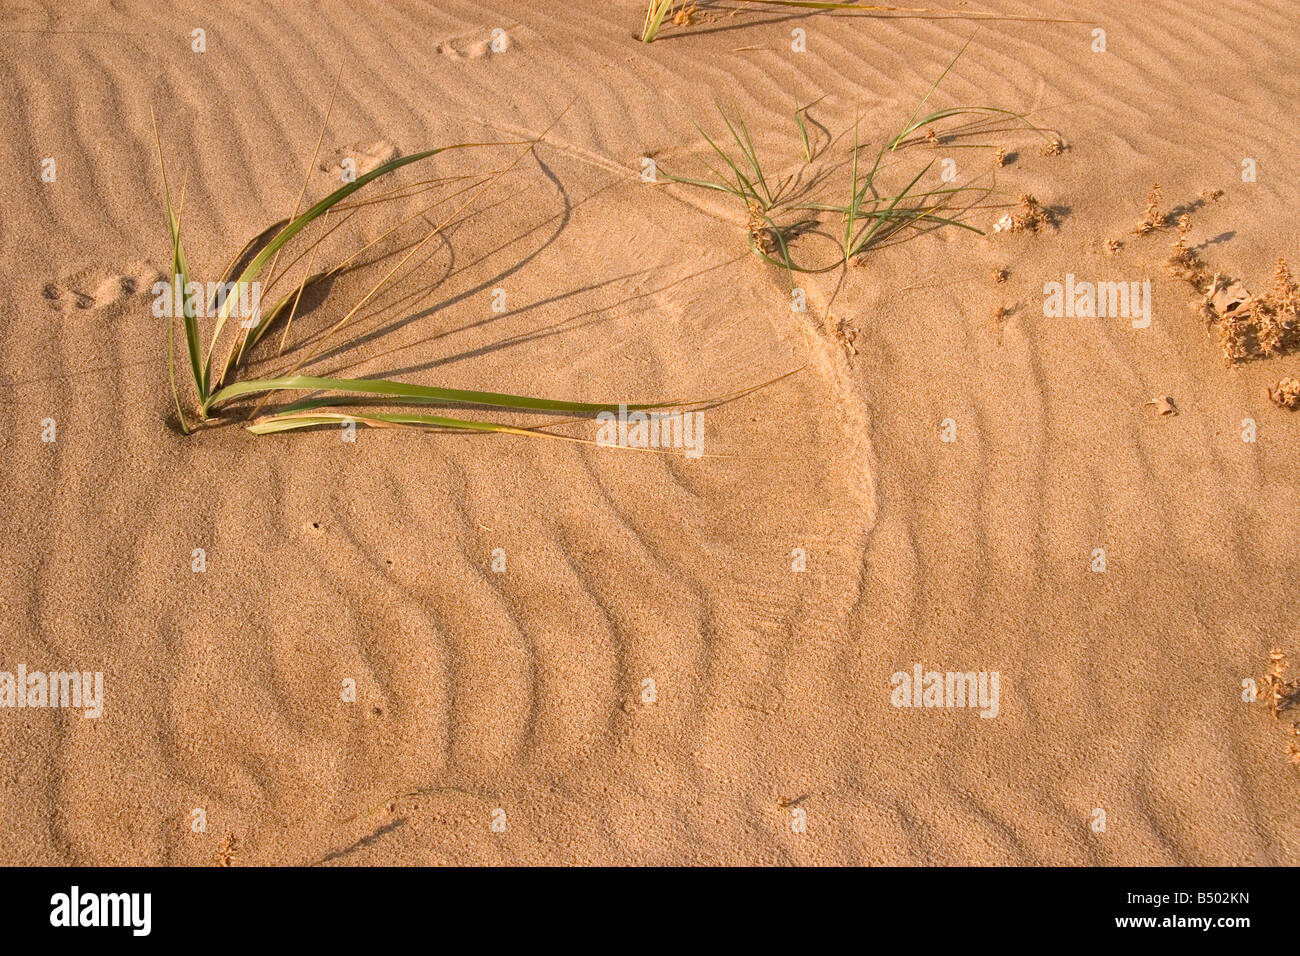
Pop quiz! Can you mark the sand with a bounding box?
[1,0,1298,865]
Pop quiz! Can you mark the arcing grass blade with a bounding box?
[215,71,343,390]
[247,366,810,439]
[747,216,829,274]
[698,122,761,204]
[203,374,701,417]
[861,207,983,231]
[208,218,289,312]
[657,170,745,197]
[253,269,339,352]
[152,108,205,401]
[214,266,342,387]
[203,143,501,382]
[851,157,935,256]
[891,106,1045,151]
[794,94,827,162]
[246,113,572,419]
[167,199,204,399]
[165,298,190,434]
[890,36,975,151]
[721,112,774,207]
[723,1,1079,21]
[247,410,586,439]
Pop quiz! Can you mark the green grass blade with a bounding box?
[793,94,826,162]
[698,122,761,204]
[890,36,973,151]
[204,143,499,383]
[153,110,205,400]
[641,0,675,42]
[658,171,745,197]
[852,158,935,255]
[204,374,696,417]
[723,112,773,206]
[891,106,1041,150]
[247,410,572,438]
[167,206,204,399]
[165,300,191,434]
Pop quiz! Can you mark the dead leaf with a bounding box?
[1144,395,1178,416]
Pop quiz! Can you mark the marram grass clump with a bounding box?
[658,42,1056,275]
[154,110,734,441]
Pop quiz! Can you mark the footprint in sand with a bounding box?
[42,262,164,314]
[319,141,401,181]
[436,29,510,59]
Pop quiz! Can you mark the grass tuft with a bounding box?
[155,107,776,440]
[660,43,1052,276]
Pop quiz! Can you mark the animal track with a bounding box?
[42,262,164,313]
[319,141,400,180]
[436,29,510,59]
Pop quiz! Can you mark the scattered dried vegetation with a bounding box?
[1130,185,1298,369]
[1268,378,1300,409]
[993,193,1054,234]
[1195,257,1300,365]
[1134,182,1164,235]
[1261,649,1300,769]
[216,832,238,867]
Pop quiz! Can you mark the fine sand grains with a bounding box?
[2,0,1299,865]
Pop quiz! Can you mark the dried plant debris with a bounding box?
[1264,649,1300,717]
[1144,395,1178,416]
[746,202,780,256]
[1178,243,1299,366]
[834,317,858,357]
[672,2,698,26]
[992,194,1054,234]
[1259,649,1300,772]
[216,832,239,867]
[1134,183,1164,235]
[1268,378,1300,409]
[1166,215,1204,282]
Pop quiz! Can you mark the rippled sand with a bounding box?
[1,0,1297,864]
